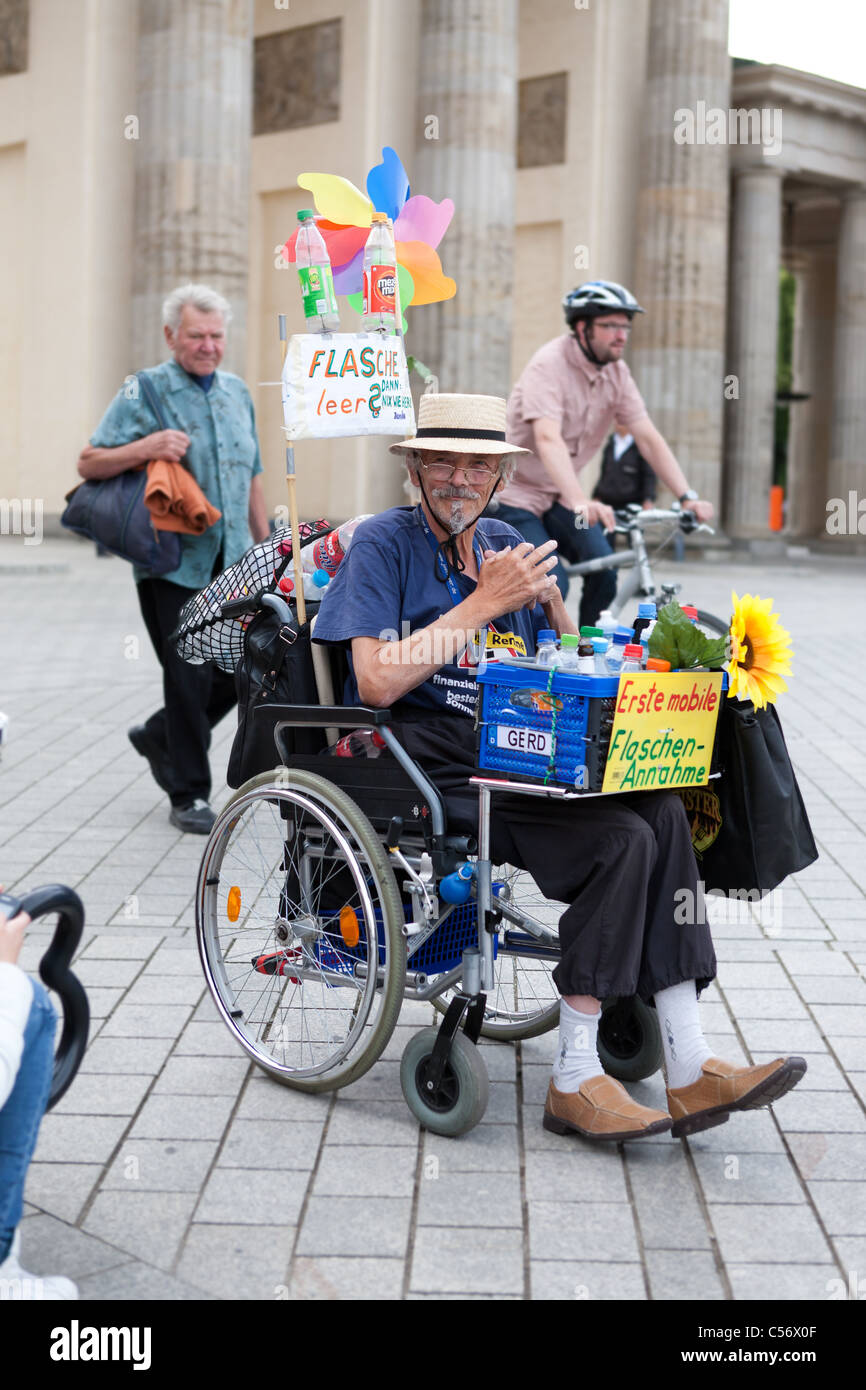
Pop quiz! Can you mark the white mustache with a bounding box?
[432,486,481,501]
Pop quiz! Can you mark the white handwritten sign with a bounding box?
[281,333,416,440]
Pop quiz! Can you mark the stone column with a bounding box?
[724,166,784,536]
[408,0,518,396]
[827,188,866,506]
[132,0,253,371]
[630,0,731,510]
[785,247,836,539]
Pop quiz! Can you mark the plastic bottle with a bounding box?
[295,210,340,332]
[596,609,618,638]
[277,571,330,602]
[307,516,373,577]
[333,730,386,758]
[557,633,581,671]
[606,629,631,675]
[682,605,699,624]
[621,643,645,672]
[535,629,559,668]
[632,602,657,645]
[576,636,596,675]
[362,213,398,333]
[592,637,610,676]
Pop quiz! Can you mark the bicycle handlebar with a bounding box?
[610,504,714,537]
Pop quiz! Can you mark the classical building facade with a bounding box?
[0,0,864,545]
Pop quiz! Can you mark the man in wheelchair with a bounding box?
[313,393,806,1144]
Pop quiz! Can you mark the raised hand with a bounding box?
[476,539,559,618]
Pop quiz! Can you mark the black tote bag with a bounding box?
[226,602,326,788]
[678,700,818,896]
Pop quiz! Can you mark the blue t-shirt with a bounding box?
[313,506,548,718]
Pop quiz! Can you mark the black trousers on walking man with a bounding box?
[136,575,237,808]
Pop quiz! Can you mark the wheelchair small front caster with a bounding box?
[400,1026,489,1137]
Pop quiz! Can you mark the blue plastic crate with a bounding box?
[475,659,618,789]
[317,895,500,979]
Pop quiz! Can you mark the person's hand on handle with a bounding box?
[144,429,191,463]
[682,498,714,524]
[0,886,31,966]
[575,499,616,532]
[477,540,559,617]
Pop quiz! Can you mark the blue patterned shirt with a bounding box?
[89,358,264,589]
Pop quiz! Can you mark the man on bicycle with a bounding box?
[495,280,714,626]
[314,391,805,1145]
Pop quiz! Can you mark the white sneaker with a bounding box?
[0,1229,78,1300]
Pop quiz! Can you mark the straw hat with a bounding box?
[389,393,530,456]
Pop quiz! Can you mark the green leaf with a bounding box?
[647,601,727,670]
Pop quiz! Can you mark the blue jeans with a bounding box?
[494,501,617,628]
[0,979,56,1260]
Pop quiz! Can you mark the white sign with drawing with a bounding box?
[281,333,416,440]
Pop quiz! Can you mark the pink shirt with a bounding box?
[500,333,649,515]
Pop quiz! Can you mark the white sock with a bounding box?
[653,981,713,1089]
[552,1000,603,1093]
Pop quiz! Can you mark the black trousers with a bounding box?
[494,501,618,627]
[136,576,237,807]
[389,714,716,1002]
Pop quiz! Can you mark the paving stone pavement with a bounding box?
[1,536,865,1301]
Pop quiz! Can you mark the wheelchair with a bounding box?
[195,595,663,1137]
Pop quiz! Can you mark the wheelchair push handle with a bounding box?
[0,884,90,1111]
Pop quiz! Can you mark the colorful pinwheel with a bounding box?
[282,147,456,332]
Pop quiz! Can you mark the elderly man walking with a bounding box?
[78,284,270,833]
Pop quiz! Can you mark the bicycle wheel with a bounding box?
[693,608,730,642]
[196,769,406,1092]
[431,863,562,1040]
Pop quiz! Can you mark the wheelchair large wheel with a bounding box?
[430,864,562,1040]
[196,769,406,1092]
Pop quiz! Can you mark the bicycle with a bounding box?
[563,503,729,639]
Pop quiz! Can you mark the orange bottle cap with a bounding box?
[646,658,671,672]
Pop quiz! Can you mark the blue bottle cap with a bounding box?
[537,629,557,643]
[592,638,608,653]
[637,602,657,617]
[612,628,631,644]
[312,569,330,587]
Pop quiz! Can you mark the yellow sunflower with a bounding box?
[726,591,793,709]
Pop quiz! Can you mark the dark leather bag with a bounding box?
[678,700,818,895]
[61,372,183,576]
[227,602,326,788]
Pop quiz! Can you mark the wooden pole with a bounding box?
[279,314,306,625]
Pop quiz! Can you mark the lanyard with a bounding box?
[416,505,485,608]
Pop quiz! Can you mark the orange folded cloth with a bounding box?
[145,460,222,535]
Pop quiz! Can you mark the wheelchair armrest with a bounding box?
[260,703,448,841]
[256,703,392,728]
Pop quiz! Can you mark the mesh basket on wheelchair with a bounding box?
[187,572,662,1136]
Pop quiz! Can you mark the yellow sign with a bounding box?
[602,672,723,794]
